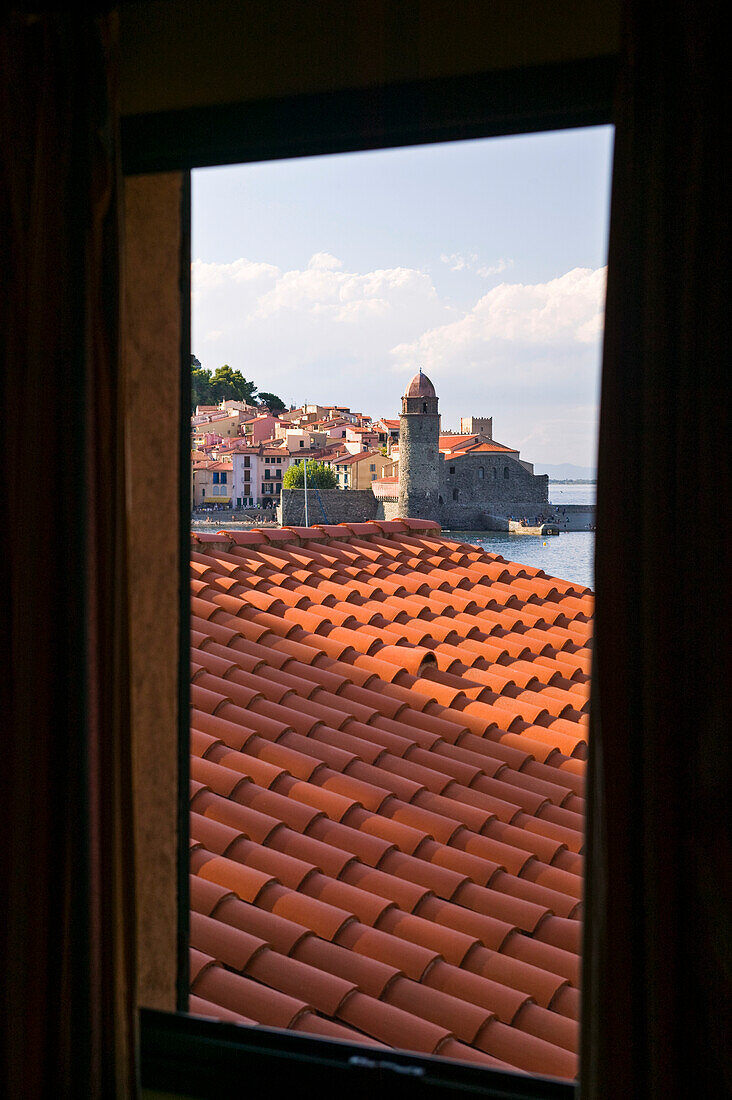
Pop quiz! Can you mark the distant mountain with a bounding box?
[533,463,597,480]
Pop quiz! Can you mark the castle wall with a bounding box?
[278,488,378,526]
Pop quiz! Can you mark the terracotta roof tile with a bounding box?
[192,962,310,1029]
[293,935,400,999]
[189,520,592,1079]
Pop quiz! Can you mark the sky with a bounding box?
[192,126,614,468]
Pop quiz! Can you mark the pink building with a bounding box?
[232,447,294,508]
[242,414,285,445]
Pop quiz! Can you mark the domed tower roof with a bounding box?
[404,369,436,399]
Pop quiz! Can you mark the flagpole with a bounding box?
[303,438,309,527]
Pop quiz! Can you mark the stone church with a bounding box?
[386,370,549,529]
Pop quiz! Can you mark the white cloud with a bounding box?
[476,258,513,278]
[192,254,448,412]
[191,258,605,465]
[389,266,606,466]
[440,252,514,278]
[440,251,477,272]
[192,257,280,296]
[307,251,343,271]
[392,267,606,369]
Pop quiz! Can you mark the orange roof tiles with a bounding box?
[438,435,519,456]
[463,441,519,454]
[189,520,592,1079]
[330,449,382,466]
[438,434,480,452]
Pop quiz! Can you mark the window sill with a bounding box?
[140,1009,575,1100]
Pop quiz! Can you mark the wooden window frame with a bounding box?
[124,54,616,1097]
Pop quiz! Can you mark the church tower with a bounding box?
[398,369,440,521]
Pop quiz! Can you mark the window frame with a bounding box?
[122,51,616,1097]
[141,1008,574,1100]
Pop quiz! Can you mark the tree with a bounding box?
[191,361,212,410]
[190,359,258,412]
[257,391,287,413]
[283,460,337,490]
[208,364,257,405]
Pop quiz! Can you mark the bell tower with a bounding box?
[398,369,440,521]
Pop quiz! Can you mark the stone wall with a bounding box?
[278,488,378,526]
[439,503,554,531]
[376,500,402,522]
[398,404,440,521]
[441,453,548,507]
[297,456,552,532]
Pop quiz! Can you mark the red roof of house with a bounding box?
[189,520,590,1077]
[331,450,381,466]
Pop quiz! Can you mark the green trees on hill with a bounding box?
[191,356,285,414]
[283,461,337,490]
[256,391,287,413]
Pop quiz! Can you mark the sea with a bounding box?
[445,485,597,592]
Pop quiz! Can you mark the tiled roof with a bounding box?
[438,435,479,453]
[189,520,591,1078]
[462,441,518,455]
[331,450,384,467]
[439,436,519,457]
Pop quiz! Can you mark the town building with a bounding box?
[231,446,294,508]
[388,371,548,528]
[328,448,395,490]
[375,417,401,452]
[192,459,233,506]
[241,413,286,445]
[275,425,329,452]
[344,424,380,453]
[191,409,240,437]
